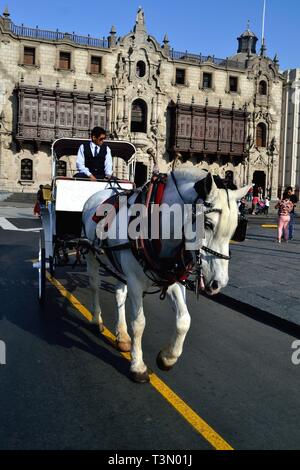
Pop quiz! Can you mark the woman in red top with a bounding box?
[275,195,294,243]
[252,195,260,214]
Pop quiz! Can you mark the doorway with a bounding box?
[252,171,266,196]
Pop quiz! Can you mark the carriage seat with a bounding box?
[54,177,134,213]
[54,177,134,239]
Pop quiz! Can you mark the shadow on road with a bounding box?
[0,233,131,380]
[38,296,131,380]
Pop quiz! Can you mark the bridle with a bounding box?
[170,172,231,262]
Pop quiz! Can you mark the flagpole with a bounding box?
[262,0,266,44]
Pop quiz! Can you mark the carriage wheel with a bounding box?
[38,230,46,305]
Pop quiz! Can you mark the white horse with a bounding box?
[82,169,250,383]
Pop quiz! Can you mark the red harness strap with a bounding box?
[91,175,194,290]
[92,189,133,227]
[92,194,119,224]
[132,174,194,288]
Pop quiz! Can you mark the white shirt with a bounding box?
[76,141,113,177]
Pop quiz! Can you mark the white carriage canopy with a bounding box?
[51,138,137,179]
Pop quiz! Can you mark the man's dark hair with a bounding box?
[285,186,293,192]
[91,127,107,138]
[39,184,44,190]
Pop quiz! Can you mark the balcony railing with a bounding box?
[170,49,246,70]
[7,20,247,65]
[9,21,109,48]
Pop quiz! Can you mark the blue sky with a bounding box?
[5,0,299,70]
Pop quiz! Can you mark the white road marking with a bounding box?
[0,217,41,232]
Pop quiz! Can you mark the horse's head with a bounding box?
[194,172,250,296]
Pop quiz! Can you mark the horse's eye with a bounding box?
[205,220,214,231]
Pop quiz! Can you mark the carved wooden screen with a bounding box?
[16,85,108,143]
[92,106,106,128]
[220,120,232,142]
[170,103,248,157]
[59,102,73,127]
[76,104,90,128]
[41,100,55,126]
[24,98,38,125]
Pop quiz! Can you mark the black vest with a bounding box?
[83,142,107,178]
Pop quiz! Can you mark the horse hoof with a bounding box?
[156,351,173,372]
[117,341,131,353]
[130,370,150,384]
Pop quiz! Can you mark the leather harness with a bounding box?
[90,173,232,299]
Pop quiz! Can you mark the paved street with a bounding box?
[225,215,300,325]
[1,208,300,450]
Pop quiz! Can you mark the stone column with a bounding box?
[0,133,7,180]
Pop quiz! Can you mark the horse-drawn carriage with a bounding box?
[37,138,137,304]
[36,137,250,382]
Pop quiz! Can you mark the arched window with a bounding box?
[259,80,267,96]
[131,99,147,133]
[21,158,33,180]
[136,61,146,78]
[56,160,67,177]
[256,123,267,147]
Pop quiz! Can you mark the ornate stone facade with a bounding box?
[0,7,284,198]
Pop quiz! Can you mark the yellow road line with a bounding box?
[46,271,233,451]
[261,224,277,228]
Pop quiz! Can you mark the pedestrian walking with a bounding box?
[252,195,260,214]
[275,195,294,243]
[284,187,298,240]
[264,197,270,216]
[33,184,45,216]
[246,186,253,203]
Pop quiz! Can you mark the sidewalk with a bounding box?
[0,203,36,219]
[223,216,300,326]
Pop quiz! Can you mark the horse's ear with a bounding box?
[233,185,252,201]
[194,173,217,200]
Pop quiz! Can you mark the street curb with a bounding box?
[209,292,300,339]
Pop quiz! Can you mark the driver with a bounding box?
[75,127,112,180]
